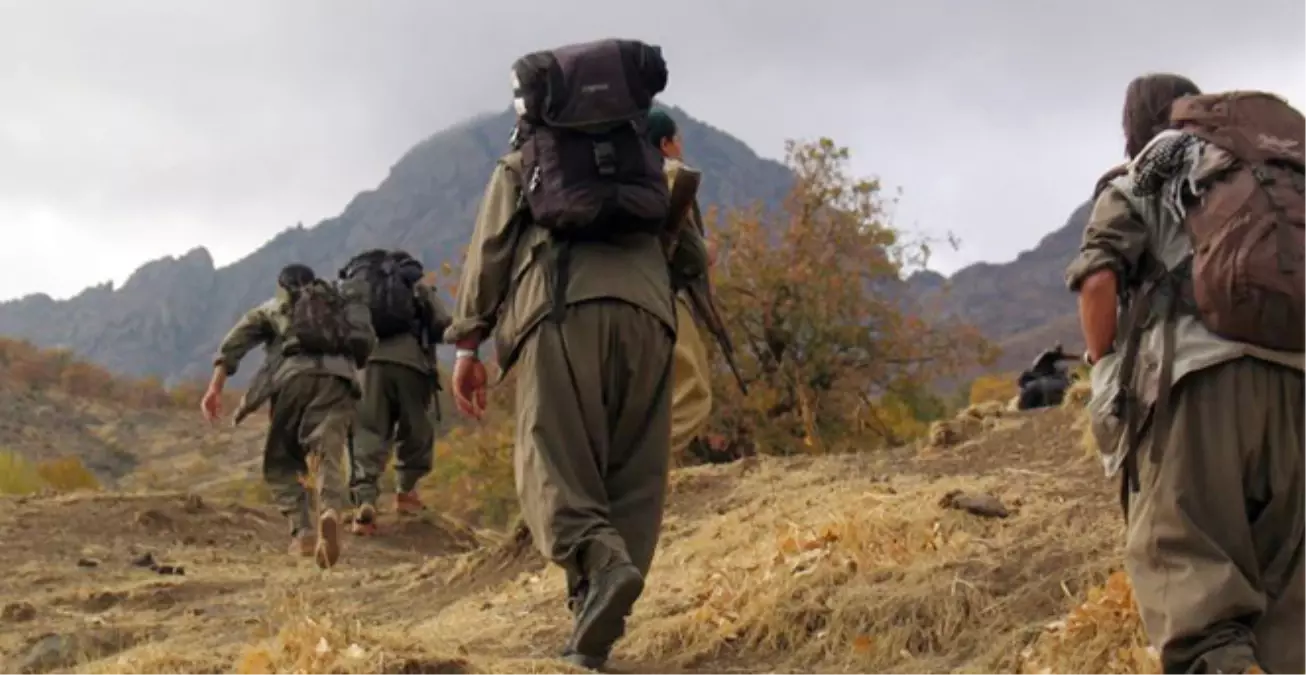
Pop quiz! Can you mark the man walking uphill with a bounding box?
[339,249,451,535]
[1067,73,1304,674]
[201,263,375,569]
[446,39,676,670]
[647,109,715,462]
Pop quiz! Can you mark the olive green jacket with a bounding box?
[445,151,676,375]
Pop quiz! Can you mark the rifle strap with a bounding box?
[1115,272,1184,522]
[1114,276,1151,521]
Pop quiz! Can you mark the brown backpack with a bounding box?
[1168,91,1305,352]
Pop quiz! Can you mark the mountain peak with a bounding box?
[0,107,795,384]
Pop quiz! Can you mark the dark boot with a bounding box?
[566,574,589,620]
[562,563,644,669]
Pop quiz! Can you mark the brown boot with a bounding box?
[395,490,426,515]
[315,509,342,569]
[288,534,315,557]
[350,504,377,536]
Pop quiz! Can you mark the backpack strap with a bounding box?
[1112,262,1190,520]
[496,154,560,325]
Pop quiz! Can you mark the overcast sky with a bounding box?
[1,0,1301,301]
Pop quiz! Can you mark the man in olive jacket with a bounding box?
[447,143,676,667]
[1068,73,1303,674]
[349,278,451,534]
[647,110,715,462]
[201,264,375,569]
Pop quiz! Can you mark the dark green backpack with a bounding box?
[283,280,353,356]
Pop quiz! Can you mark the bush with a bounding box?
[0,451,100,495]
[35,456,101,492]
[967,373,1018,406]
[703,138,995,455]
[59,361,116,398]
[0,336,243,411]
[0,450,45,495]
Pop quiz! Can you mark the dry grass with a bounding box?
[1020,571,1158,674]
[1061,380,1091,409]
[925,400,1013,450]
[613,466,1117,673]
[405,419,1123,673]
[1,390,1146,674]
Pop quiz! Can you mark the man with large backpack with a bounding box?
[1067,74,1304,674]
[338,249,451,535]
[446,39,676,670]
[200,263,375,569]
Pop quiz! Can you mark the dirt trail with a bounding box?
[0,403,1142,674]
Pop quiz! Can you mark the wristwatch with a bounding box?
[455,348,479,361]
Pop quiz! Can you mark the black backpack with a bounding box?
[511,38,670,239]
[339,249,424,339]
[283,280,353,356]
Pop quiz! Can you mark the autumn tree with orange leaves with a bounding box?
[702,138,995,455]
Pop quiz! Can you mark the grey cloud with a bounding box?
[0,0,1301,299]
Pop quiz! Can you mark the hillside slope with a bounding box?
[911,199,1091,372]
[0,384,264,489]
[0,403,1152,674]
[0,107,794,386]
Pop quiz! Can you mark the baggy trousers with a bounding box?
[669,295,713,460]
[349,362,436,505]
[264,373,355,537]
[1126,357,1304,674]
[512,300,674,603]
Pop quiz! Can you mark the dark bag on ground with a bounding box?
[510,38,670,239]
[1017,373,1069,411]
[339,249,424,339]
[1167,91,1305,352]
[284,280,354,356]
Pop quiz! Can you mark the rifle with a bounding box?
[420,322,444,424]
[664,165,749,396]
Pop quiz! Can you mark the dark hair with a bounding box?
[646,109,678,149]
[1121,73,1202,159]
[277,263,316,290]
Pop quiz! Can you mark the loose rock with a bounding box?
[939,490,1010,518]
[2,601,36,622]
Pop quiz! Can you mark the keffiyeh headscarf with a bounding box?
[1129,129,1207,225]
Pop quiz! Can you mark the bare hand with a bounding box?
[200,388,223,424]
[452,357,488,420]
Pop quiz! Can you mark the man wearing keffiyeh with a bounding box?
[1065,73,1304,675]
